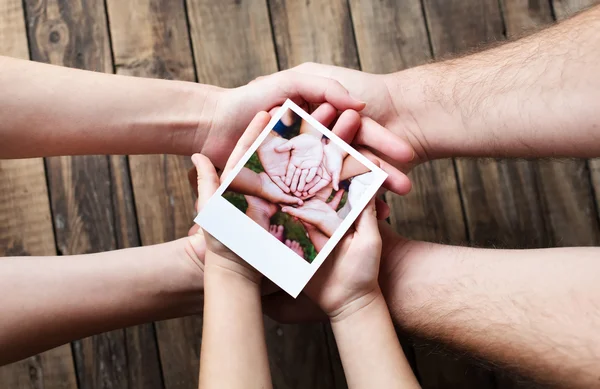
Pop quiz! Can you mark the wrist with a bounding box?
[329,288,385,323]
[382,64,465,161]
[204,251,262,287]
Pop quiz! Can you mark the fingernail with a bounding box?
[191,154,202,166]
[350,95,367,106]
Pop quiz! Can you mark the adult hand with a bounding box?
[256,134,291,193]
[203,69,365,169]
[292,63,423,193]
[281,198,342,237]
[322,140,346,191]
[275,133,324,193]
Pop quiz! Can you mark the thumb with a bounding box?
[332,171,340,191]
[192,153,220,212]
[354,195,378,236]
[274,138,295,152]
[328,188,345,210]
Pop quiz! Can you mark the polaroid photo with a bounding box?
[195,99,387,297]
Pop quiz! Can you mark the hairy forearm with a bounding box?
[0,238,203,365]
[200,255,271,389]
[331,292,419,389]
[380,232,600,388]
[0,56,220,158]
[386,5,600,160]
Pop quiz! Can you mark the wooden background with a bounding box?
[1,0,599,388]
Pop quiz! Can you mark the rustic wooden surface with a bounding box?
[1,0,599,388]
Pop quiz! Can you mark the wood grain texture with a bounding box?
[500,0,554,35]
[22,1,164,388]
[187,0,277,86]
[553,0,600,19]
[349,1,495,388]
[0,1,78,388]
[105,1,197,388]
[269,0,359,69]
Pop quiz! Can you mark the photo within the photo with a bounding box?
[223,108,375,263]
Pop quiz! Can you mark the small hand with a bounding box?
[322,140,347,191]
[281,198,342,237]
[258,172,303,205]
[275,134,323,193]
[299,165,331,198]
[257,134,291,193]
[304,197,382,320]
[301,188,345,251]
[245,194,279,231]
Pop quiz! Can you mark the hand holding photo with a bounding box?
[194,100,387,297]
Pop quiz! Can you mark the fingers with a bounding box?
[188,224,201,236]
[284,163,296,186]
[272,176,290,193]
[307,176,331,195]
[222,111,271,179]
[306,167,318,183]
[279,72,366,112]
[297,169,309,192]
[358,147,412,195]
[328,188,345,210]
[278,192,303,206]
[274,138,295,153]
[280,206,306,221]
[309,102,337,128]
[356,117,414,163]
[290,168,302,192]
[191,153,220,211]
[331,109,361,144]
[331,170,340,191]
[354,196,379,236]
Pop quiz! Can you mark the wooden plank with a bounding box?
[186,1,348,387]
[0,1,79,388]
[553,0,600,19]
[105,2,200,388]
[347,1,482,387]
[21,1,164,388]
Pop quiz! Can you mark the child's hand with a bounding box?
[191,111,272,284]
[304,197,382,321]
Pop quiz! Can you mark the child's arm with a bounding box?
[303,198,420,388]
[0,237,205,366]
[194,112,273,389]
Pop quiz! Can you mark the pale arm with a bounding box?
[0,56,215,158]
[0,56,364,166]
[0,237,205,365]
[199,252,272,389]
[379,224,600,389]
[331,293,419,389]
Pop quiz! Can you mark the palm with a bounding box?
[288,134,323,169]
[258,172,299,205]
[282,199,341,236]
[305,232,380,316]
[257,136,290,192]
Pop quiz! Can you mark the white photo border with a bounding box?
[195,99,388,297]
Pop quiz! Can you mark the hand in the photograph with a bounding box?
[301,188,345,251]
[275,133,324,193]
[256,133,291,193]
[258,172,303,206]
[245,195,279,231]
[281,198,342,237]
[322,140,347,191]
